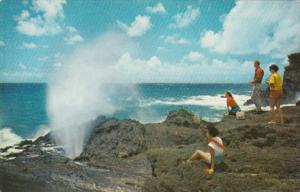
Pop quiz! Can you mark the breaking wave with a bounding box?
[0,128,23,148]
[139,94,252,110]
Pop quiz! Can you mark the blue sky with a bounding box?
[0,0,299,83]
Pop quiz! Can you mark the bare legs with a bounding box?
[189,150,210,163]
[275,102,284,126]
[270,105,276,123]
[269,98,284,126]
[269,91,284,126]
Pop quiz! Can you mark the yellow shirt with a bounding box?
[268,72,283,91]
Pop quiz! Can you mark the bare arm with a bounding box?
[209,146,215,171]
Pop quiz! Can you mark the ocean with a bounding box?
[0,83,255,148]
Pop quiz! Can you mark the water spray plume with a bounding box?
[47,32,136,158]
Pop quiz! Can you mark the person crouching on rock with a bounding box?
[225,91,241,115]
[187,124,224,175]
[266,64,284,125]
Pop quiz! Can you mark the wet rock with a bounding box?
[80,118,147,160]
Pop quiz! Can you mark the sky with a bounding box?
[0,0,299,83]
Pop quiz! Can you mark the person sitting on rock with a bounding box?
[225,91,241,115]
[266,64,284,125]
[187,124,224,175]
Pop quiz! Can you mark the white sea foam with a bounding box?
[0,128,23,149]
[140,94,253,110]
[0,126,50,152]
[0,147,24,157]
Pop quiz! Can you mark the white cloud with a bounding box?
[64,34,84,44]
[22,42,38,49]
[32,0,65,19]
[42,45,49,48]
[183,51,205,62]
[170,5,200,28]
[160,34,190,45]
[19,63,27,69]
[146,2,167,14]
[54,53,63,59]
[116,52,253,83]
[64,26,84,44]
[16,0,66,36]
[147,56,162,67]
[37,56,49,62]
[200,1,300,58]
[157,46,166,52]
[66,26,77,33]
[0,41,5,47]
[200,30,221,48]
[117,15,152,37]
[54,62,62,68]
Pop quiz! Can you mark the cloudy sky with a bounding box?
[0,0,299,83]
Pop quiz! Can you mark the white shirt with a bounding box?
[208,136,224,157]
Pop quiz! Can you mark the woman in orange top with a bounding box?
[225,91,241,115]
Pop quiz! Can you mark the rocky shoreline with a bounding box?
[1,106,299,192]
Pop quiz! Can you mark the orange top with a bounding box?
[227,96,237,107]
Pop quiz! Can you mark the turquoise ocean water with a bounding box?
[0,83,254,147]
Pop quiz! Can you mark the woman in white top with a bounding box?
[188,124,224,175]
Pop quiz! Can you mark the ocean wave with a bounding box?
[140,94,252,110]
[0,128,23,148]
[0,126,50,149]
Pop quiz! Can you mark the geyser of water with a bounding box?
[47,32,136,158]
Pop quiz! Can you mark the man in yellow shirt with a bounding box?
[267,64,284,125]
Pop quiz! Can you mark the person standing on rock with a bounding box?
[250,60,264,113]
[267,64,284,125]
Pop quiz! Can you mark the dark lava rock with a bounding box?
[142,107,300,192]
[1,107,300,192]
[283,52,300,100]
[164,109,204,129]
[80,118,147,159]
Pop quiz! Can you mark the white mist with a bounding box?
[47,32,136,158]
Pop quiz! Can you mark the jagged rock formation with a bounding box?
[283,52,300,101]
